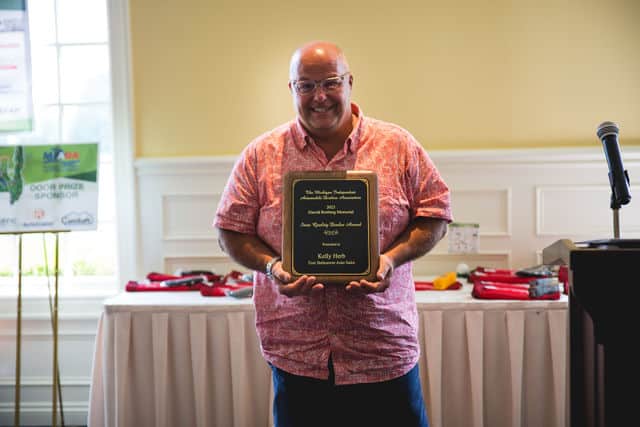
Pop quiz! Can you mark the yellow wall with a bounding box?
[130,0,640,157]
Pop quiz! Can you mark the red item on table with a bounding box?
[469,271,534,284]
[125,271,231,295]
[472,282,560,300]
[475,280,529,289]
[199,271,252,297]
[474,267,514,274]
[125,280,201,292]
[558,265,569,294]
[147,271,222,283]
[414,281,463,291]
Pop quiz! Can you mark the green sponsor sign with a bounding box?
[0,143,99,232]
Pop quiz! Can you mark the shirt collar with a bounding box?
[291,103,364,154]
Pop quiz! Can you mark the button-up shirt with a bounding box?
[214,103,452,384]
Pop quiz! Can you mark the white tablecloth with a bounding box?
[88,285,568,427]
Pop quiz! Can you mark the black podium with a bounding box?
[543,239,640,427]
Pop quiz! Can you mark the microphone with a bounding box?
[596,121,631,208]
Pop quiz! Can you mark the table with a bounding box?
[416,287,568,427]
[88,286,568,427]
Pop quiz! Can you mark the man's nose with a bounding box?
[312,86,328,101]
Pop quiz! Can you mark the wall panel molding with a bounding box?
[0,401,89,426]
[162,193,221,241]
[137,147,640,273]
[0,376,91,386]
[4,147,636,426]
[536,184,640,236]
[451,188,512,236]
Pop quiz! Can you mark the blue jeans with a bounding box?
[271,359,429,427]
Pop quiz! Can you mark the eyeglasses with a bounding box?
[290,73,349,95]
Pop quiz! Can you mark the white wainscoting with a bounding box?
[0,299,102,426]
[2,147,639,426]
[135,147,640,276]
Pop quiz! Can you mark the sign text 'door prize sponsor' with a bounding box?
[0,143,99,233]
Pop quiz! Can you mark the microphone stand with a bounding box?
[608,169,630,239]
[611,199,620,239]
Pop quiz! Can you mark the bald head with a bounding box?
[289,41,350,80]
[287,41,354,145]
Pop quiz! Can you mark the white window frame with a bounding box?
[108,0,139,289]
[0,0,137,313]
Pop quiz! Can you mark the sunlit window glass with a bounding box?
[59,45,110,104]
[0,0,116,295]
[57,0,108,44]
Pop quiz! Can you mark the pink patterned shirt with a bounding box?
[214,104,452,385]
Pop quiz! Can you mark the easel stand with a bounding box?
[15,234,22,427]
[3,230,67,427]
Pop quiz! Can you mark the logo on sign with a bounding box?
[61,211,95,226]
[42,147,80,163]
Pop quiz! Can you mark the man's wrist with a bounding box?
[265,256,281,280]
[381,253,396,270]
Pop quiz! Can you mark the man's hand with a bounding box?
[271,261,325,297]
[345,254,394,294]
[217,229,325,297]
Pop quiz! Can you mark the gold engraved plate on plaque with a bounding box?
[282,170,379,284]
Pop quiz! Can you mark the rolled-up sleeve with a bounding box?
[408,138,452,222]
[213,145,260,234]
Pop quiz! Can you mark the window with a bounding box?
[0,0,124,296]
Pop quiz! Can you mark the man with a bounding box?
[214,41,451,427]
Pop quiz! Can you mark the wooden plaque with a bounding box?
[282,170,379,283]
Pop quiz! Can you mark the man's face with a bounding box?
[289,55,352,139]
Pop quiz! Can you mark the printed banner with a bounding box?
[0,143,99,232]
[0,0,33,132]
